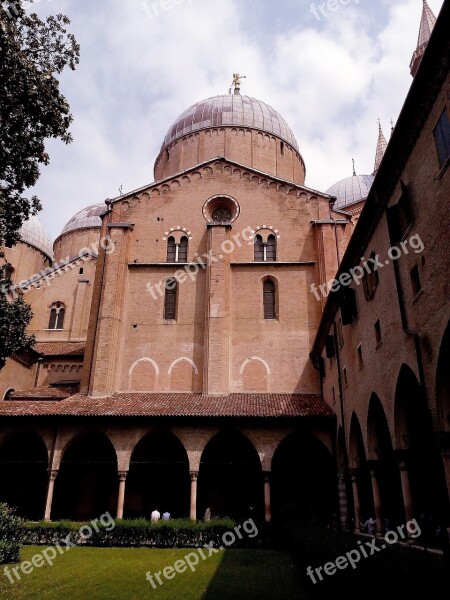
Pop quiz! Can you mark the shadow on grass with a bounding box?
[200,548,310,600]
[273,517,450,600]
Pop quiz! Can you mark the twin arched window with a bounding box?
[167,236,188,263]
[254,234,276,262]
[48,302,65,330]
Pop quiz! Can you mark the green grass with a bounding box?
[0,547,306,600]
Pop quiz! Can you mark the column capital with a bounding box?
[118,471,128,481]
[435,431,450,453]
[263,471,271,482]
[367,459,380,474]
[190,471,198,481]
[394,449,410,468]
[48,469,59,481]
[350,468,359,480]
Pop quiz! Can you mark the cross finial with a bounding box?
[229,73,247,95]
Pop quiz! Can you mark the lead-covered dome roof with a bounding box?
[60,203,106,236]
[326,174,374,209]
[162,94,299,152]
[19,215,53,260]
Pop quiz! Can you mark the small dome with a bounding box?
[326,174,374,209]
[19,215,53,260]
[60,203,106,236]
[162,94,299,152]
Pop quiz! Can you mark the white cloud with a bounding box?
[27,0,444,239]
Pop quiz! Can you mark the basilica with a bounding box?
[0,1,448,531]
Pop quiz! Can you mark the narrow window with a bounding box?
[332,386,336,406]
[166,237,176,262]
[340,288,358,325]
[374,320,382,345]
[410,265,422,297]
[433,108,450,169]
[263,279,276,320]
[48,303,65,330]
[357,344,363,369]
[254,234,264,262]
[342,366,348,388]
[336,318,344,349]
[178,236,188,263]
[280,141,285,156]
[362,251,379,300]
[79,267,84,275]
[266,234,277,261]
[164,279,177,320]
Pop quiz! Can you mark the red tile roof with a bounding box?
[0,393,333,418]
[9,386,75,400]
[34,342,85,357]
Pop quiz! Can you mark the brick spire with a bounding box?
[410,1,437,77]
[372,121,387,176]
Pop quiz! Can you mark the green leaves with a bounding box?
[0,2,79,368]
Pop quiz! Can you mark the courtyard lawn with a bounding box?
[0,547,307,600]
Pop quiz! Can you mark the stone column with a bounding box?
[350,470,361,533]
[44,470,58,522]
[436,432,450,505]
[190,471,198,521]
[263,472,271,523]
[395,451,414,524]
[116,471,128,520]
[337,473,348,531]
[369,462,384,534]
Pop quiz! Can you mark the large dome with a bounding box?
[162,94,299,152]
[60,203,106,236]
[326,174,374,209]
[19,215,53,259]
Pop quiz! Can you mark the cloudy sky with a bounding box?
[26,0,443,240]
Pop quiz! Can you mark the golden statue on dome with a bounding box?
[229,73,246,95]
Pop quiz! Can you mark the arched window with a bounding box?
[263,279,276,320]
[254,235,264,262]
[266,234,277,261]
[164,279,178,321]
[254,233,277,262]
[178,236,188,263]
[166,237,176,262]
[48,302,65,330]
[167,236,188,263]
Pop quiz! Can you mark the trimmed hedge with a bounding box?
[0,503,24,564]
[22,518,268,548]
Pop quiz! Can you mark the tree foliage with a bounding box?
[0,1,79,368]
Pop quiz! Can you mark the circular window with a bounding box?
[203,195,240,224]
[212,207,232,223]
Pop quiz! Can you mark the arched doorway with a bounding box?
[436,321,450,432]
[367,395,403,524]
[395,365,447,526]
[125,431,190,519]
[198,431,263,520]
[349,412,373,526]
[271,430,336,522]
[0,431,48,520]
[53,431,118,521]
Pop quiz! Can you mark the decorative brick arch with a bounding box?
[128,357,159,391]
